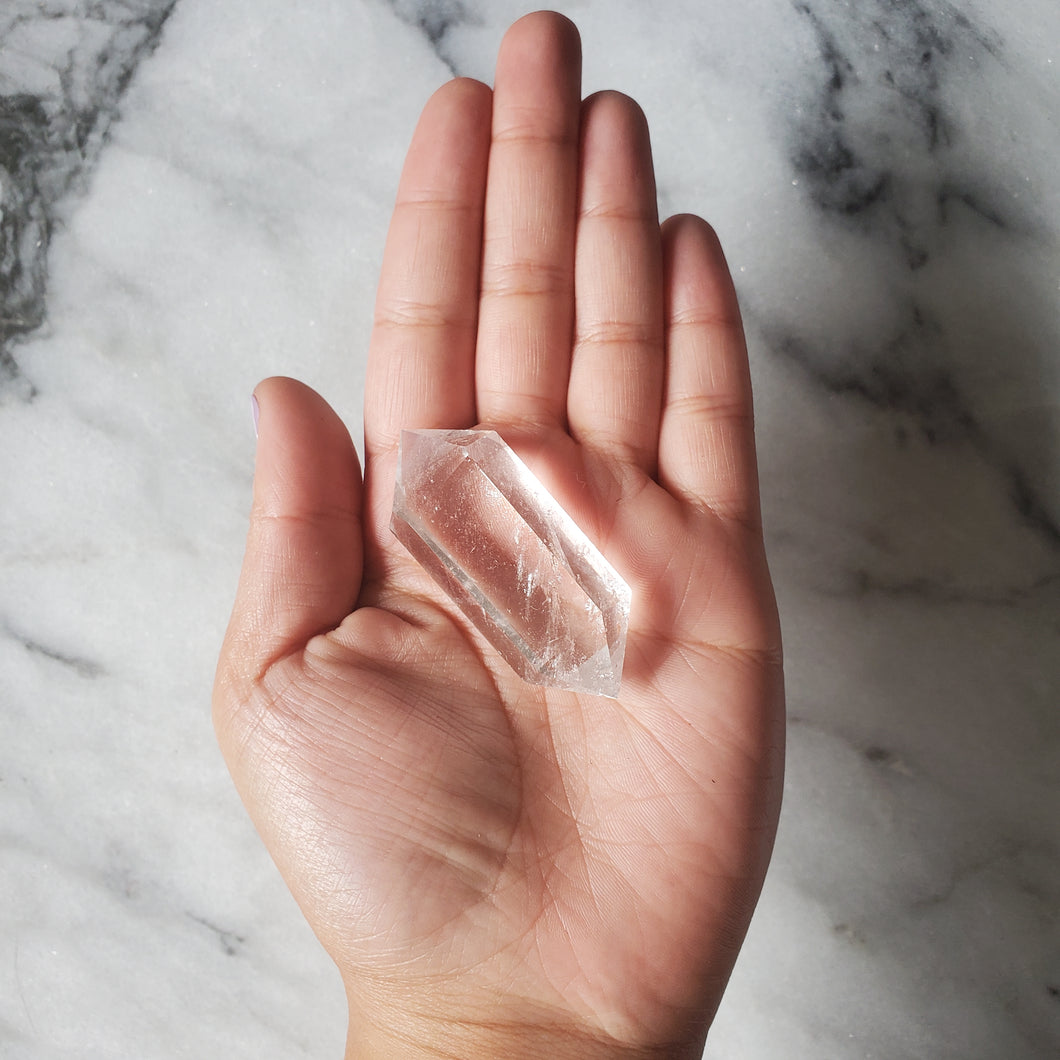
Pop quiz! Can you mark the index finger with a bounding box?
[363,77,492,460]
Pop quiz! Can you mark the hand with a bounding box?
[214,12,784,1059]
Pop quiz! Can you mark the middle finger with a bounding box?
[474,12,582,432]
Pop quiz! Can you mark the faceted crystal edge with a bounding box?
[472,432,630,601]
[394,508,617,694]
[391,503,541,672]
[490,438,631,695]
[392,429,630,698]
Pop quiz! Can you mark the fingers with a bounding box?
[567,92,664,473]
[217,377,364,695]
[363,77,492,459]
[475,12,582,430]
[658,216,762,527]
[363,12,760,538]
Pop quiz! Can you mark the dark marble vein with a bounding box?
[0,0,179,397]
[6,624,103,678]
[789,0,1013,267]
[775,311,1060,552]
[766,4,1058,555]
[187,912,246,957]
[844,569,1060,607]
[382,0,480,77]
[775,303,973,442]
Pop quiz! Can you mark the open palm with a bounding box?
[214,13,783,1059]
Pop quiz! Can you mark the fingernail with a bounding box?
[251,394,260,439]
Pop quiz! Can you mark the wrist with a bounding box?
[344,993,705,1060]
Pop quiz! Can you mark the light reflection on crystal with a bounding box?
[391,429,630,697]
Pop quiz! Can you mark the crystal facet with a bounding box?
[391,429,630,697]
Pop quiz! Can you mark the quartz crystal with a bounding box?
[391,429,631,697]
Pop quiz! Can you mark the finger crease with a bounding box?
[665,393,752,420]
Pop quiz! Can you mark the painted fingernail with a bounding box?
[251,394,260,439]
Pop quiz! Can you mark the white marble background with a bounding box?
[1,0,1058,1056]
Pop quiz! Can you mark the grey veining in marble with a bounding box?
[1,1,1057,1057]
[0,0,178,399]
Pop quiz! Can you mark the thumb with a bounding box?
[217,376,363,700]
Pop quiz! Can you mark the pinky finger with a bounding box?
[657,214,762,528]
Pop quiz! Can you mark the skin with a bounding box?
[214,12,784,1060]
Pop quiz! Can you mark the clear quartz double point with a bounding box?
[391,429,631,698]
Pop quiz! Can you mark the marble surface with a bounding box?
[1,0,1058,1056]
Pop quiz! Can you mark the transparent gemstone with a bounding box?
[391,429,630,697]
